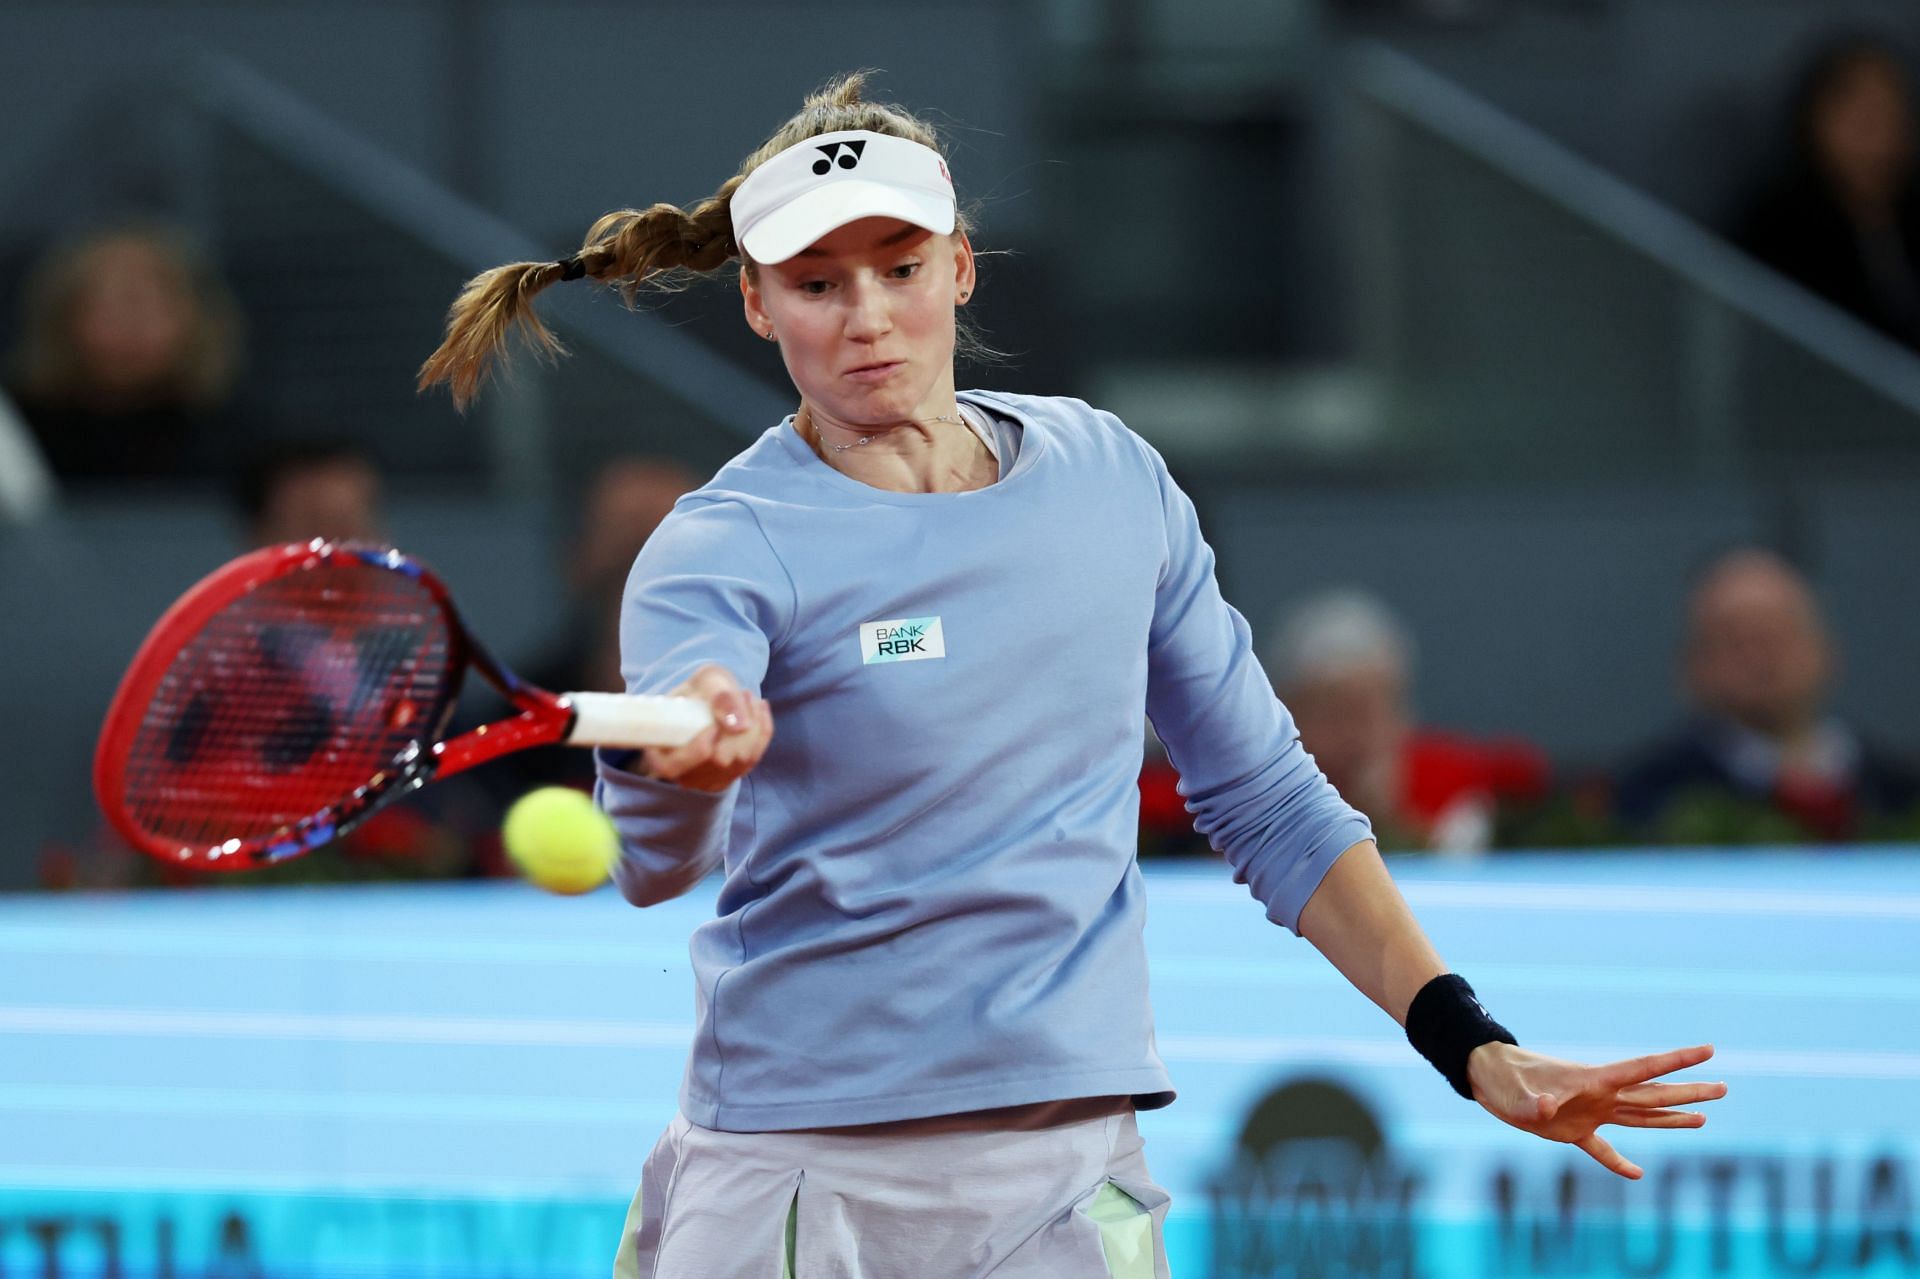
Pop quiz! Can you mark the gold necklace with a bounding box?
[804,405,967,455]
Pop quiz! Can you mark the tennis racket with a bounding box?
[94,539,711,871]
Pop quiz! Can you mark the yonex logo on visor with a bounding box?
[731,129,957,264]
[813,140,866,174]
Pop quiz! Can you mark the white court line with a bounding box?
[5,1005,1917,1080]
[1158,1033,1920,1080]
[0,927,686,966]
[1148,957,1920,1001]
[1408,881,1920,919]
[1149,877,1920,919]
[0,1083,662,1124]
[3,881,1915,967]
[0,1165,636,1196]
[0,1005,690,1047]
[0,1166,1214,1223]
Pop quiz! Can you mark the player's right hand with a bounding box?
[642,664,773,793]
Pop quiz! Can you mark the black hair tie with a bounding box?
[557,255,587,282]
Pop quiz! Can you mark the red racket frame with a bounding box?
[95,540,585,870]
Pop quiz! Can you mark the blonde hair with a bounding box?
[9,222,241,410]
[418,72,979,411]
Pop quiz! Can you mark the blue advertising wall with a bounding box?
[3,851,1917,1277]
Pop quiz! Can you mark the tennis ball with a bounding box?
[502,786,619,895]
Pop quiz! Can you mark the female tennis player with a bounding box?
[419,74,1725,1279]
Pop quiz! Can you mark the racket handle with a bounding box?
[562,692,715,749]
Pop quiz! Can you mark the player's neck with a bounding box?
[799,397,994,494]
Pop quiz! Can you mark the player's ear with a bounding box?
[740,267,773,340]
[951,231,976,306]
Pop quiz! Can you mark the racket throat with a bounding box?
[435,707,574,777]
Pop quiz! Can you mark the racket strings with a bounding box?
[120,564,457,851]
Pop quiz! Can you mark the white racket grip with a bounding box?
[562,692,714,749]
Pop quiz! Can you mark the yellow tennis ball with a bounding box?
[502,786,618,895]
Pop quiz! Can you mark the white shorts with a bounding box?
[612,1098,1172,1278]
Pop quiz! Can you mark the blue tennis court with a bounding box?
[5,850,1917,1277]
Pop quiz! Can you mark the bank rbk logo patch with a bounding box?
[812,139,867,175]
[859,616,945,665]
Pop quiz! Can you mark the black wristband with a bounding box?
[1405,973,1516,1099]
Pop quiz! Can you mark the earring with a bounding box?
[762,329,776,342]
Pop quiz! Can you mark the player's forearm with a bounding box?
[1296,839,1448,1025]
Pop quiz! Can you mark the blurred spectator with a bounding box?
[237,439,384,547]
[494,456,696,793]
[1735,36,1920,349]
[4,222,245,481]
[1261,589,1549,855]
[555,457,699,693]
[1615,548,1920,843]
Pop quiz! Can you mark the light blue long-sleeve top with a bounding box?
[594,390,1373,1132]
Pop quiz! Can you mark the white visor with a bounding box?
[730,129,956,264]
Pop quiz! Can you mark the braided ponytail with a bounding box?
[418,71,971,410]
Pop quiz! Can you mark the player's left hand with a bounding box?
[1466,1042,1727,1180]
